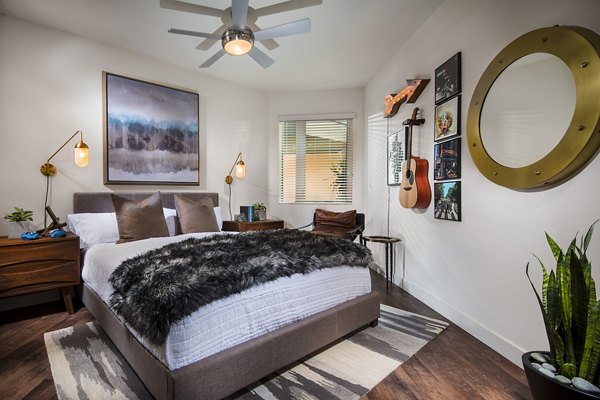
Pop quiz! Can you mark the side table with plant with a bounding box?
[524,220,600,399]
[3,207,34,239]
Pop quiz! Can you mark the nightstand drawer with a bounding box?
[0,239,78,267]
[0,233,81,312]
[222,220,285,232]
[0,260,79,296]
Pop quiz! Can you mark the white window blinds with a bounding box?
[279,116,353,204]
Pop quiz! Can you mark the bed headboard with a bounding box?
[73,192,219,213]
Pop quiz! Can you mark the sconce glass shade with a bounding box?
[40,130,90,176]
[74,140,89,168]
[222,27,254,56]
[236,160,246,179]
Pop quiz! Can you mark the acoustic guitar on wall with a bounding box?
[399,107,431,209]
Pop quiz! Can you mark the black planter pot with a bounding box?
[522,351,600,400]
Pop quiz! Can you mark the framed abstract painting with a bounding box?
[103,72,199,185]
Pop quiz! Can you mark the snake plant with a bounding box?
[526,220,599,382]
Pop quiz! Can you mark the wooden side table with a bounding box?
[0,233,80,314]
[362,235,401,292]
[222,219,285,232]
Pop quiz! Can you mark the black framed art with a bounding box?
[434,95,460,142]
[435,52,461,105]
[103,72,200,185]
[434,138,461,180]
[387,130,405,186]
[434,181,461,221]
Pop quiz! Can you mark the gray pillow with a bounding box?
[174,194,219,234]
[111,192,169,243]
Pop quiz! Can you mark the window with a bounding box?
[279,114,354,204]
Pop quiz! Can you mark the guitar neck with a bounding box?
[405,126,413,160]
[405,107,419,161]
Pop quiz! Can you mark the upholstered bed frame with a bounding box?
[75,192,380,400]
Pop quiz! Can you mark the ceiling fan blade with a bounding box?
[169,28,221,39]
[248,23,279,50]
[195,24,227,50]
[248,47,275,69]
[200,49,226,68]
[160,0,223,17]
[255,0,322,17]
[231,0,249,30]
[253,18,311,41]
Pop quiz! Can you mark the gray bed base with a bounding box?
[74,192,380,399]
[83,285,380,399]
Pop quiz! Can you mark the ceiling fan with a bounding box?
[161,0,322,69]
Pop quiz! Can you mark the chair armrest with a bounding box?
[295,222,314,230]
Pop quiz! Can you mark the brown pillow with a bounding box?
[313,209,357,237]
[174,194,219,234]
[111,192,169,243]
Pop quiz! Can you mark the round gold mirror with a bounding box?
[467,26,600,189]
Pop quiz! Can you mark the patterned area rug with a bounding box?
[45,304,448,400]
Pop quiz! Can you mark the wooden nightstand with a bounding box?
[0,233,80,314]
[222,219,285,232]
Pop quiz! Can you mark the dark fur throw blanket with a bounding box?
[109,229,373,345]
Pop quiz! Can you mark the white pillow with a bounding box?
[214,206,223,230]
[67,213,119,248]
[163,207,178,236]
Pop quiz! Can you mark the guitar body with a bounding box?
[398,107,431,209]
[399,156,431,209]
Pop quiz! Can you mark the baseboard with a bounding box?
[397,276,526,367]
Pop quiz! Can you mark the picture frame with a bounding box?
[434,138,461,181]
[434,95,460,142]
[387,130,405,186]
[434,181,461,221]
[435,52,461,105]
[103,72,200,185]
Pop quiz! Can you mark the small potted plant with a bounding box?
[524,220,600,399]
[4,207,34,239]
[252,202,267,221]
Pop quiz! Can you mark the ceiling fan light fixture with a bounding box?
[222,27,254,55]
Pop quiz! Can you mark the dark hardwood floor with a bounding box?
[0,271,532,399]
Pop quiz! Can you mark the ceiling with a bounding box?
[0,0,443,92]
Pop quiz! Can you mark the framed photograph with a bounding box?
[434,181,461,221]
[103,72,200,185]
[434,138,461,181]
[387,129,405,186]
[435,52,461,105]
[434,95,460,142]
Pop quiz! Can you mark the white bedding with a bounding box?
[82,232,372,370]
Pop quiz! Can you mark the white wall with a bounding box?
[267,88,365,228]
[0,15,268,235]
[0,16,268,309]
[365,0,600,366]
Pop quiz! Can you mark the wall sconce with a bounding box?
[225,152,246,220]
[40,130,90,176]
[40,130,90,228]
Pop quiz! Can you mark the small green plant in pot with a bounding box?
[524,220,600,399]
[4,207,34,239]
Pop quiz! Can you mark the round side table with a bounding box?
[362,235,401,291]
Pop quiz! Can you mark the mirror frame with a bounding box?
[467,26,600,189]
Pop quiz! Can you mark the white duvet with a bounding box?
[82,232,372,370]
